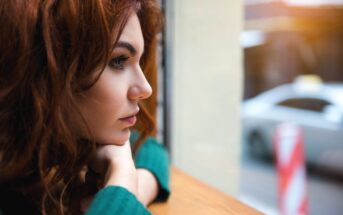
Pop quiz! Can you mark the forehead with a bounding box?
[117,13,144,52]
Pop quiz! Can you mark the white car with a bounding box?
[242,81,343,172]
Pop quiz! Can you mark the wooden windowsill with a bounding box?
[149,167,262,214]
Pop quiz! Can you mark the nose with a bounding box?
[128,67,152,101]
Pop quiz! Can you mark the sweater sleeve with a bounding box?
[133,136,171,202]
[85,186,151,215]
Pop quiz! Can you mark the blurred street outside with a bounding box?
[239,147,343,215]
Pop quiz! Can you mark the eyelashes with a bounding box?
[108,55,130,70]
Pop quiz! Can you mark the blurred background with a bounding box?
[241,1,343,214]
[158,0,343,214]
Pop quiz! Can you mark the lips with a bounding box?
[119,109,139,126]
[119,115,137,126]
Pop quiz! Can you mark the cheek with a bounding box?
[82,73,129,126]
[85,89,125,123]
[88,75,127,110]
[75,70,131,142]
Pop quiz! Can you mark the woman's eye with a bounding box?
[109,55,129,70]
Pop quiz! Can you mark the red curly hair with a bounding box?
[0,0,162,214]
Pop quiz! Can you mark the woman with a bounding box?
[0,0,170,214]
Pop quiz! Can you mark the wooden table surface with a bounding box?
[149,167,263,215]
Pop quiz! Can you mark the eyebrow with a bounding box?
[114,41,137,55]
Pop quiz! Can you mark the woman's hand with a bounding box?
[87,140,138,196]
[81,141,160,212]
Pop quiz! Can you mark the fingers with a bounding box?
[90,140,133,169]
[86,139,137,195]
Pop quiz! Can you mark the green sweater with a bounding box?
[85,136,170,215]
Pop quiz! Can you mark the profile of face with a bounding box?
[76,13,152,145]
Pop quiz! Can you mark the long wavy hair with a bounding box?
[0,0,162,214]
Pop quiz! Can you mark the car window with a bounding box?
[277,98,331,112]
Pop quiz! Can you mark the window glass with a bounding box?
[241,1,343,214]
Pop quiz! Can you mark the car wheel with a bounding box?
[248,132,267,160]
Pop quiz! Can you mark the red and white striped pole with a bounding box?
[273,123,308,215]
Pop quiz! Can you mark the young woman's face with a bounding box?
[77,13,152,145]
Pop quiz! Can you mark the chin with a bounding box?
[96,128,131,145]
[110,128,131,145]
